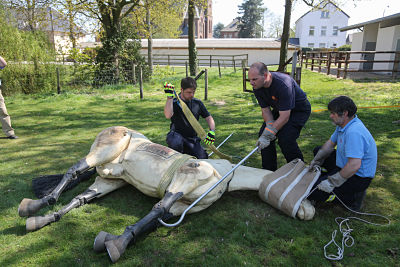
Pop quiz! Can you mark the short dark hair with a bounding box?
[249,62,269,75]
[181,77,197,90]
[328,96,357,117]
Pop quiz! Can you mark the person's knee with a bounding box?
[166,132,183,152]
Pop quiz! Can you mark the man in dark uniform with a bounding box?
[248,62,311,171]
[163,77,215,159]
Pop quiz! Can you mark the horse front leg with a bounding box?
[18,158,91,217]
[94,191,183,263]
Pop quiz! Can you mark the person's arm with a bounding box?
[339,158,362,178]
[0,56,7,68]
[205,115,215,131]
[272,110,291,131]
[261,107,274,122]
[164,98,174,119]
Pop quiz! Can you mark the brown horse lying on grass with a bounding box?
[18,126,316,263]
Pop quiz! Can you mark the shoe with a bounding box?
[349,190,366,211]
[7,135,18,139]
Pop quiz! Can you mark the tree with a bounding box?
[213,22,224,38]
[187,0,207,76]
[237,0,265,38]
[265,14,283,39]
[278,0,360,71]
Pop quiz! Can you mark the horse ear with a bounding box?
[32,169,96,198]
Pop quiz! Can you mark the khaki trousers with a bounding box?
[0,89,15,137]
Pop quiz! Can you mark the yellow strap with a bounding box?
[176,94,232,161]
[157,154,193,198]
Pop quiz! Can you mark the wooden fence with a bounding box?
[303,51,400,79]
[142,54,248,70]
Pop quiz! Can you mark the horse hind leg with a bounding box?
[18,158,92,217]
[94,191,182,263]
[18,126,131,217]
[26,177,127,231]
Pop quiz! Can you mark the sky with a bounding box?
[213,0,400,30]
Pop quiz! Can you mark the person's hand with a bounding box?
[256,124,277,152]
[204,130,215,145]
[164,82,174,98]
[309,148,332,171]
[317,172,347,193]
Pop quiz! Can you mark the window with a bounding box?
[308,43,314,48]
[333,26,339,36]
[319,43,326,48]
[321,11,329,18]
[321,26,327,36]
[332,43,337,48]
[309,26,315,36]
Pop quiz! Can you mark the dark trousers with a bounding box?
[166,131,208,159]
[308,146,372,207]
[258,120,305,171]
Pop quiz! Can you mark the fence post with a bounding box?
[218,60,221,78]
[204,68,208,100]
[132,61,136,84]
[318,52,322,72]
[343,53,350,79]
[242,67,247,92]
[291,51,298,78]
[139,66,143,99]
[327,52,331,75]
[311,52,314,71]
[56,67,60,94]
[337,52,342,78]
[233,56,236,72]
[185,61,188,77]
[392,52,400,79]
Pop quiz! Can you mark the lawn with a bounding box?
[0,66,399,266]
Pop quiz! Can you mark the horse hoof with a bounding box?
[26,214,55,232]
[18,198,37,217]
[296,199,315,220]
[105,239,123,263]
[94,231,111,252]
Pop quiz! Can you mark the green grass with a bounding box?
[1,67,399,266]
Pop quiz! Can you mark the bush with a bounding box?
[338,44,351,51]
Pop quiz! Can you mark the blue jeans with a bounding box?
[166,131,208,159]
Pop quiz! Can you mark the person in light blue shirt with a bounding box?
[308,96,377,211]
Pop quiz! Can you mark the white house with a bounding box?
[295,1,349,48]
[140,39,298,66]
[340,12,400,71]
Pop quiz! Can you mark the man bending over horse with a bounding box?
[164,77,215,159]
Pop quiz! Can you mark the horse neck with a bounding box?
[228,165,272,192]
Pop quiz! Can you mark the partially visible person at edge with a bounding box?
[163,77,215,159]
[308,96,377,211]
[0,56,18,139]
[248,62,311,171]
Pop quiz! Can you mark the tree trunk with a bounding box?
[188,0,197,76]
[278,0,292,72]
[146,5,153,75]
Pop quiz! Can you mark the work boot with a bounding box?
[349,190,366,211]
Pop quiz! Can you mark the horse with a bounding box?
[18,126,316,263]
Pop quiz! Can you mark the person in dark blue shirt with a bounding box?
[164,77,215,159]
[248,62,311,171]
